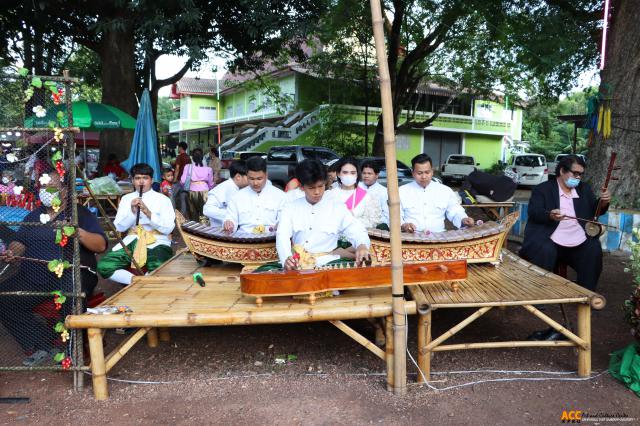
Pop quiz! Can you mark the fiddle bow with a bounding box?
[585,152,619,237]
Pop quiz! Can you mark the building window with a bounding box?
[198,106,216,121]
[235,103,244,117]
[248,100,257,114]
[180,104,188,119]
[226,105,233,118]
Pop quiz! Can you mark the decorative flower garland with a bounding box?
[17,67,73,369]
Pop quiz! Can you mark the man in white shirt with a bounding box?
[97,163,175,285]
[224,157,285,233]
[399,154,474,233]
[359,159,389,225]
[203,160,248,227]
[277,159,370,270]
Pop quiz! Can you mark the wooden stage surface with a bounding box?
[67,249,605,400]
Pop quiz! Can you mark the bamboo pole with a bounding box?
[385,315,394,391]
[159,327,171,342]
[66,301,418,328]
[577,304,591,377]
[425,307,492,351]
[105,327,150,373]
[146,328,159,348]
[330,320,386,361]
[87,328,108,400]
[417,311,432,383]
[522,305,588,349]
[370,0,407,396]
[432,341,576,351]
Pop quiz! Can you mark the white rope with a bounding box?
[401,304,607,392]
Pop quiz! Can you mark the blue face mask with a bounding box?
[565,177,580,188]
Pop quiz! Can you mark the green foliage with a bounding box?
[624,228,640,340]
[306,105,369,157]
[523,88,596,158]
[64,47,101,102]
[156,97,179,135]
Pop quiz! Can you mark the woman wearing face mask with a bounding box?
[334,157,381,229]
[520,155,611,340]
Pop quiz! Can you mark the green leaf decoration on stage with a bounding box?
[31,77,42,88]
[18,67,29,77]
[53,352,65,363]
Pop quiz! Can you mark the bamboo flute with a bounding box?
[370,0,407,394]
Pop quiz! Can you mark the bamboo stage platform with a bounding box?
[66,249,417,400]
[408,249,606,383]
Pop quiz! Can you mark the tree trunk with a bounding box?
[589,0,640,208]
[97,25,137,172]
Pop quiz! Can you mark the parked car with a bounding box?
[266,145,340,188]
[547,153,587,178]
[358,157,415,187]
[440,154,478,183]
[506,153,548,186]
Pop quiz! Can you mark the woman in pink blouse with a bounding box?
[180,148,214,221]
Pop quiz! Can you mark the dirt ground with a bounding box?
[1,242,640,425]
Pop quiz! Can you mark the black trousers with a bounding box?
[522,237,602,291]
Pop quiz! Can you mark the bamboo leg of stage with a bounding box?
[417,311,432,383]
[385,315,394,392]
[425,307,492,351]
[577,304,591,377]
[522,305,587,349]
[330,320,386,361]
[105,328,150,373]
[87,328,108,400]
[159,327,171,342]
[146,328,159,348]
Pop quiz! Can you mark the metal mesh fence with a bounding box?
[0,73,85,382]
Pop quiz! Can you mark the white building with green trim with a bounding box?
[169,66,523,169]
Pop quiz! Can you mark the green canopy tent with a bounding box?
[25,101,137,172]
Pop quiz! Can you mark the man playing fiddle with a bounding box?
[520,155,610,293]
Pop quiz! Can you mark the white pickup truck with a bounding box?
[440,154,478,183]
[547,154,587,178]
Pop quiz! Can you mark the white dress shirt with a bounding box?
[203,178,239,227]
[113,189,175,251]
[359,181,389,225]
[399,180,468,232]
[277,195,370,265]
[225,182,285,233]
[284,187,306,204]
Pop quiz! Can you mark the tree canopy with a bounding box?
[313,0,602,155]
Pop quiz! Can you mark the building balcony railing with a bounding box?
[327,104,513,135]
[169,109,285,133]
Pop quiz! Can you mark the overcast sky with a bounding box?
[156,54,227,97]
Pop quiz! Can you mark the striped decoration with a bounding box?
[509,201,640,252]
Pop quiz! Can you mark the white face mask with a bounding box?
[39,188,59,207]
[1,177,9,184]
[340,175,357,187]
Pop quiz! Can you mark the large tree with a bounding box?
[588,0,640,208]
[319,0,601,155]
[1,0,327,164]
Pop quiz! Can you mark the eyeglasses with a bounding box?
[568,170,585,178]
